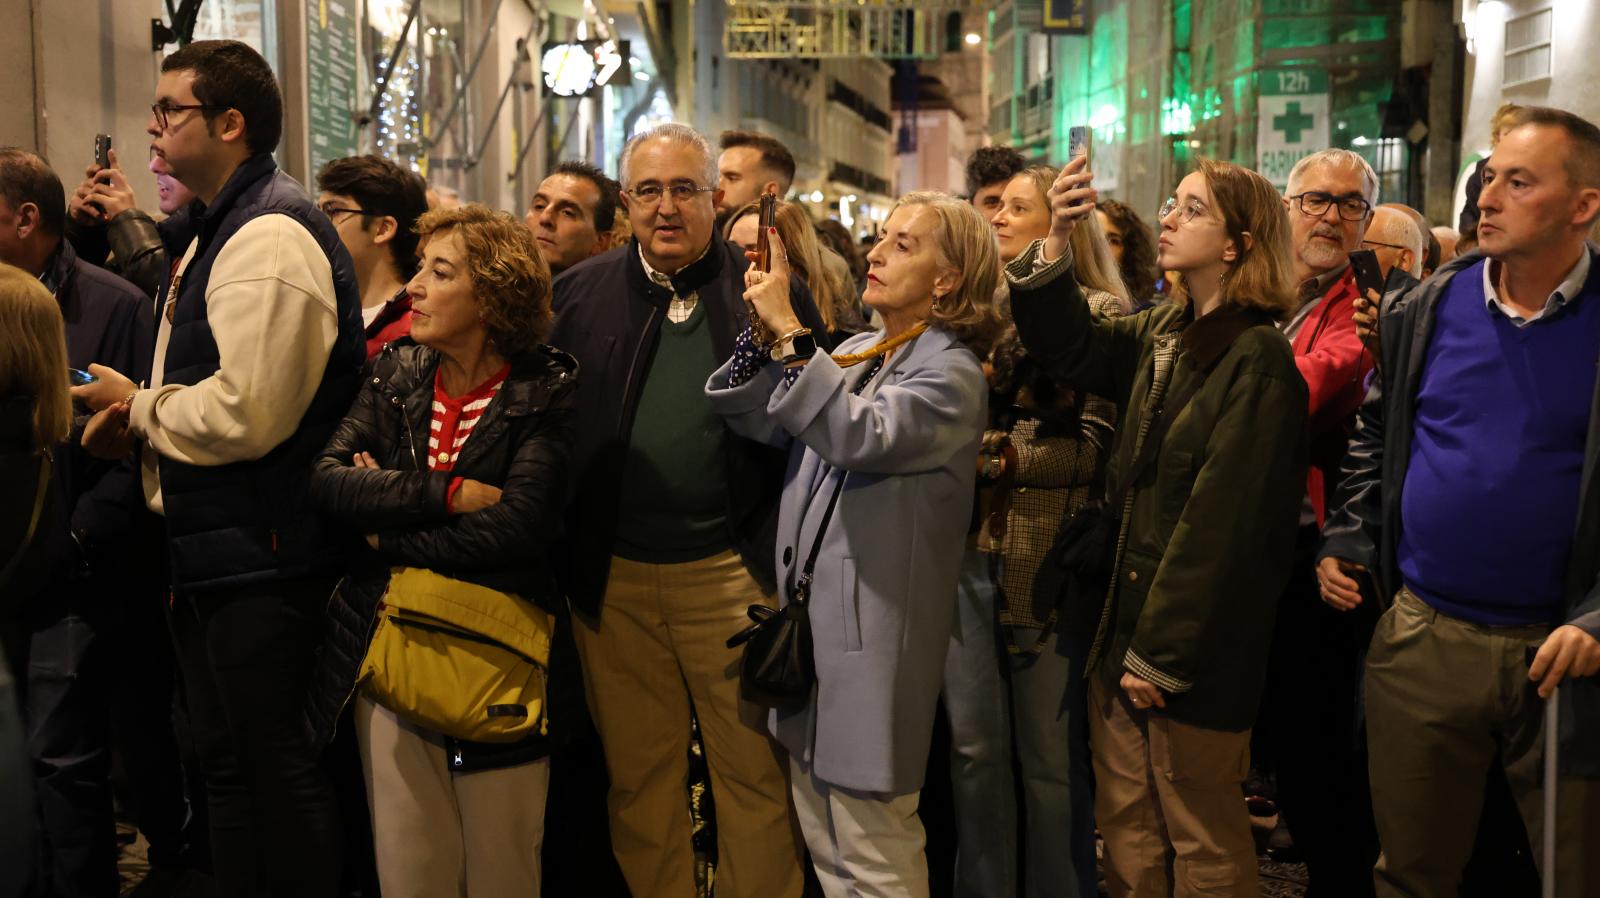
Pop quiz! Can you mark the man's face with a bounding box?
[1362,208,1414,281]
[621,138,720,274]
[317,191,388,276]
[525,173,608,275]
[147,69,217,189]
[149,153,195,216]
[716,146,772,217]
[1284,160,1371,279]
[1477,125,1600,260]
[971,181,1009,218]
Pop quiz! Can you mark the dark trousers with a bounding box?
[1255,528,1379,898]
[167,576,342,898]
[26,606,119,898]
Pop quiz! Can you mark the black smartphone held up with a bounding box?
[1348,248,1384,300]
[69,368,98,386]
[94,134,112,169]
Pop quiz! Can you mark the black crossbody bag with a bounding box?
[726,473,847,710]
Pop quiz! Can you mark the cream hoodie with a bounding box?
[131,213,340,514]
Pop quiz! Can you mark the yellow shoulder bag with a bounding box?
[358,567,553,743]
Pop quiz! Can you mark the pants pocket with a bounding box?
[1154,716,1250,787]
[1178,854,1243,894]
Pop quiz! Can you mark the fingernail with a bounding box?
[770,227,777,234]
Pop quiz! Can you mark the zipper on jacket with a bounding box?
[394,394,421,470]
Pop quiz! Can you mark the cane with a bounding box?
[1542,684,1558,898]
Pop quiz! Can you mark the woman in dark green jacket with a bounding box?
[1007,157,1308,897]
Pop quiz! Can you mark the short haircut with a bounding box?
[317,154,429,277]
[161,40,283,155]
[413,204,552,354]
[965,146,1027,196]
[547,159,620,233]
[719,130,797,193]
[618,123,717,190]
[0,148,65,237]
[1286,148,1380,208]
[1501,105,1600,190]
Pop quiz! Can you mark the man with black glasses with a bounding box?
[71,40,363,898]
[1252,148,1379,896]
[548,123,824,898]
[316,154,428,358]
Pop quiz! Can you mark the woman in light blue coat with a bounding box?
[707,192,1000,898]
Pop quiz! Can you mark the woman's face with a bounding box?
[1156,171,1233,276]
[863,205,953,320]
[989,175,1051,263]
[406,229,487,352]
[727,211,760,259]
[1096,209,1126,267]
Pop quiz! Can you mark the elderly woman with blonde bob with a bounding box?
[707,191,999,897]
[307,205,578,898]
[1006,157,1309,897]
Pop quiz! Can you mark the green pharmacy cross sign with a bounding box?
[1257,68,1330,189]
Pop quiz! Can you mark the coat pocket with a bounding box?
[840,556,863,653]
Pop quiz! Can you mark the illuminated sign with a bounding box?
[541,40,629,97]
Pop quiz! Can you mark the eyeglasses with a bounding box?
[1289,191,1372,221]
[627,182,715,207]
[1360,238,1407,251]
[1158,197,1211,224]
[151,102,226,132]
[318,202,376,220]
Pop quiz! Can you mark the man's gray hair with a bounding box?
[618,123,718,189]
[1286,148,1380,207]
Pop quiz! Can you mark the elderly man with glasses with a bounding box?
[1248,148,1381,896]
[547,123,824,898]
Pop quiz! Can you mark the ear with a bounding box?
[1574,188,1600,230]
[763,179,781,199]
[619,190,635,218]
[591,230,615,255]
[214,108,248,147]
[713,187,726,209]
[371,215,399,246]
[14,202,41,240]
[932,266,961,301]
[1220,230,1253,264]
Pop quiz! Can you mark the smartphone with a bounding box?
[69,367,98,386]
[1068,126,1091,164]
[94,134,112,169]
[755,190,777,273]
[1348,248,1384,300]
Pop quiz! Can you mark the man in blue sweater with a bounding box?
[1319,105,1600,896]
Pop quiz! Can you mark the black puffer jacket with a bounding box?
[304,339,579,771]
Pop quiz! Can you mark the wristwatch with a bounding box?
[771,327,817,364]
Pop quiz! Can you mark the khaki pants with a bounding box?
[790,758,928,898]
[354,695,549,898]
[1366,588,1600,897]
[572,550,804,898]
[1087,675,1258,898]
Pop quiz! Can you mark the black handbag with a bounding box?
[726,472,848,710]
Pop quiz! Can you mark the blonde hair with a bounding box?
[723,199,855,333]
[1169,159,1298,320]
[0,263,71,451]
[1012,166,1131,313]
[414,204,552,355]
[889,191,1004,345]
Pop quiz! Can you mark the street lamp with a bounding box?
[964,32,981,46]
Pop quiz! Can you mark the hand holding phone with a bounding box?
[1348,248,1384,301]
[69,368,98,387]
[95,135,112,170]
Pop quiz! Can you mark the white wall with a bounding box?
[1461,0,1600,159]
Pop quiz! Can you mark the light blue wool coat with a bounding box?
[707,325,987,794]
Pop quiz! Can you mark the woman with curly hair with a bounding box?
[1096,199,1161,311]
[307,205,579,897]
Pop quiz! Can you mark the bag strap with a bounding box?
[790,472,848,607]
[0,450,52,587]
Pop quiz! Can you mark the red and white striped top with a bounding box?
[428,363,511,473]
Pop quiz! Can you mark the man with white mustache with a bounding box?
[1252,148,1380,896]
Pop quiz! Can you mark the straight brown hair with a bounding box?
[1170,159,1298,320]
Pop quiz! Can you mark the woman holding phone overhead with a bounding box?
[1006,155,1308,897]
[707,192,999,898]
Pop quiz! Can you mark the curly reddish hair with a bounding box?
[414,204,552,355]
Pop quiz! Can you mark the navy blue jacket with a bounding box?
[157,154,364,592]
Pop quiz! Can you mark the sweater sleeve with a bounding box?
[129,214,339,465]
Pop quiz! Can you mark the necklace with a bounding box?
[832,320,929,367]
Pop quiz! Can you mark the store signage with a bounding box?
[306,0,359,171]
[542,40,626,97]
[1257,67,1330,189]
[1041,0,1089,35]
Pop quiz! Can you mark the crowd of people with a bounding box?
[0,36,1597,898]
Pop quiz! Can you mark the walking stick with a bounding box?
[1543,685,1558,898]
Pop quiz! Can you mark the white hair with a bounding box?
[618,123,718,189]
[1286,148,1380,207]
[1371,207,1425,278]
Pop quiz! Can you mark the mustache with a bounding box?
[1309,224,1342,240]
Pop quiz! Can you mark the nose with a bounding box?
[989,208,1006,229]
[656,190,680,216]
[865,238,886,267]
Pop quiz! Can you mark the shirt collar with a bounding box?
[637,242,712,294]
[1482,251,1590,326]
[1297,263,1349,306]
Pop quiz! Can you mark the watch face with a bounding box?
[791,333,817,356]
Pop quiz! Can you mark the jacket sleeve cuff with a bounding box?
[1005,238,1077,292]
[445,476,465,513]
[1123,647,1193,694]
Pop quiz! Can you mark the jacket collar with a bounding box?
[377,338,576,418]
[624,236,726,306]
[1172,302,1276,372]
[42,239,76,300]
[189,153,278,234]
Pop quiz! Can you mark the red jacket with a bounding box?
[363,292,413,360]
[1292,268,1373,525]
